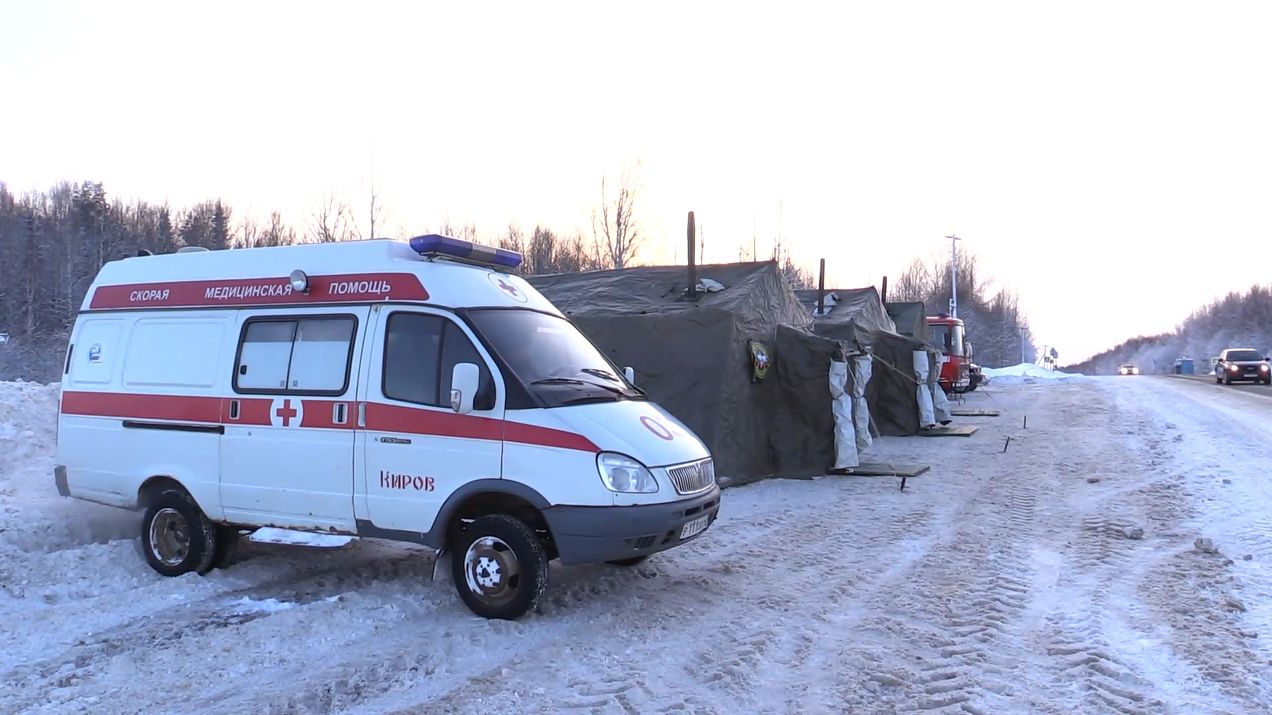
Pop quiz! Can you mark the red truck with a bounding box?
[927,314,973,394]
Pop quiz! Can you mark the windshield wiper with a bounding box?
[579,367,620,382]
[530,377,587,386]
[530,377,626,396]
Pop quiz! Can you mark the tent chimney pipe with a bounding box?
[817,258,826,315]
[687,211,697,298]
[881,276,889,305]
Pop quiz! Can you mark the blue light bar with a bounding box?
[409,234,523,269]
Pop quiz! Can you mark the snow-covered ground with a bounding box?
[2,376,1270,714]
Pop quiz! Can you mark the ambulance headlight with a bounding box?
[596,453,659,493]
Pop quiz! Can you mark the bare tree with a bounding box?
[499,224,527,255]
[437,221,478,242]
[367,181,387,239]
[591,165,643,269]
[771,236,815,289]
[309,194,360,243]
[235,218,259,249]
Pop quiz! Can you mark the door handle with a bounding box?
[357,401,366,428]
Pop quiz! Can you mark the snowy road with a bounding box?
[1,376,1270,714]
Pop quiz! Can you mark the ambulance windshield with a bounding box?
[469,310,644,407]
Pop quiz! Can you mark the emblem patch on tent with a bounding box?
[749,340,770,381]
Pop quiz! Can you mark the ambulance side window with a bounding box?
[234,315,356,395]
[383,313,444,405]
[237,321,296,390]
[289,318,356,391]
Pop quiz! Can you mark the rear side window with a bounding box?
[234,316,356,395]
[383,312,494,409]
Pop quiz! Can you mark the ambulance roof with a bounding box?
[81,239,559,315]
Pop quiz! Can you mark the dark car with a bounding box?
[1214,348,1271,385]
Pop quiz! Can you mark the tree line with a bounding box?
[890,251,1036,369]
[1066,285,1272,375]
[0,174,686,381]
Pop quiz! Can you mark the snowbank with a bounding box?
[0,381,60,470]
[981,362,1085,385]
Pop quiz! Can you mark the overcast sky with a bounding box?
[3,1,1270,363]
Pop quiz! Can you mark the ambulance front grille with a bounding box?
[667,458,715,495]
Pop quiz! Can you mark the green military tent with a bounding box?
[530,262,838,484]
[795,288,930,435]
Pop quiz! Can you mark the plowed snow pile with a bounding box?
[2,376,1269,714]
[982,362,1085,384]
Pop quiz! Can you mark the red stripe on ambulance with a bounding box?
[61,391,222,424]
[59,391,599,452]
[88,273,429,309]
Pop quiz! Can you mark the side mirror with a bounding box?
[623,366,636,385]
[450,362,480,414]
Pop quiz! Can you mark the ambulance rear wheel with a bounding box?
[451,514,548,620]
[141,489,218,577]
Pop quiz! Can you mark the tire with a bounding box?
[606,555,650,567]
[212,525,242,569]
[451,514,548,620]
[1224,376,1232,385]
[141,489,218,577]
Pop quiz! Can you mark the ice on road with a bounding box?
[1,375,1270,714]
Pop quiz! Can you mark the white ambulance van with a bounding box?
[55,236,720,619]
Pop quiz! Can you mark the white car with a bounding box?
[1118,363,1139,376]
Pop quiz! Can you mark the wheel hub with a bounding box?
[463,535,521,606]
[149,507,191,567]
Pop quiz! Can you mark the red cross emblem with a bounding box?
[270,398,304,427]
[489,273,528,303]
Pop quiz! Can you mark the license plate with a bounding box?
[680,514,710,540]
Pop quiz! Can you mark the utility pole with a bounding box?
[946,234,961,318]
[1020,327,1027,365]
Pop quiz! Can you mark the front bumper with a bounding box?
[543,485,721,564]
[1227,366,1268,381]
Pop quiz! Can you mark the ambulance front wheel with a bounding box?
[451,514,549,620]
[141,489,219,577]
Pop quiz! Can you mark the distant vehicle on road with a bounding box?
[967,363,983,391]
[927,314,972,393]
[1118,363,1139,376]
[1214,348,1271,385]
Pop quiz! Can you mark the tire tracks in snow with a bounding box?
[367,481,946,715]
